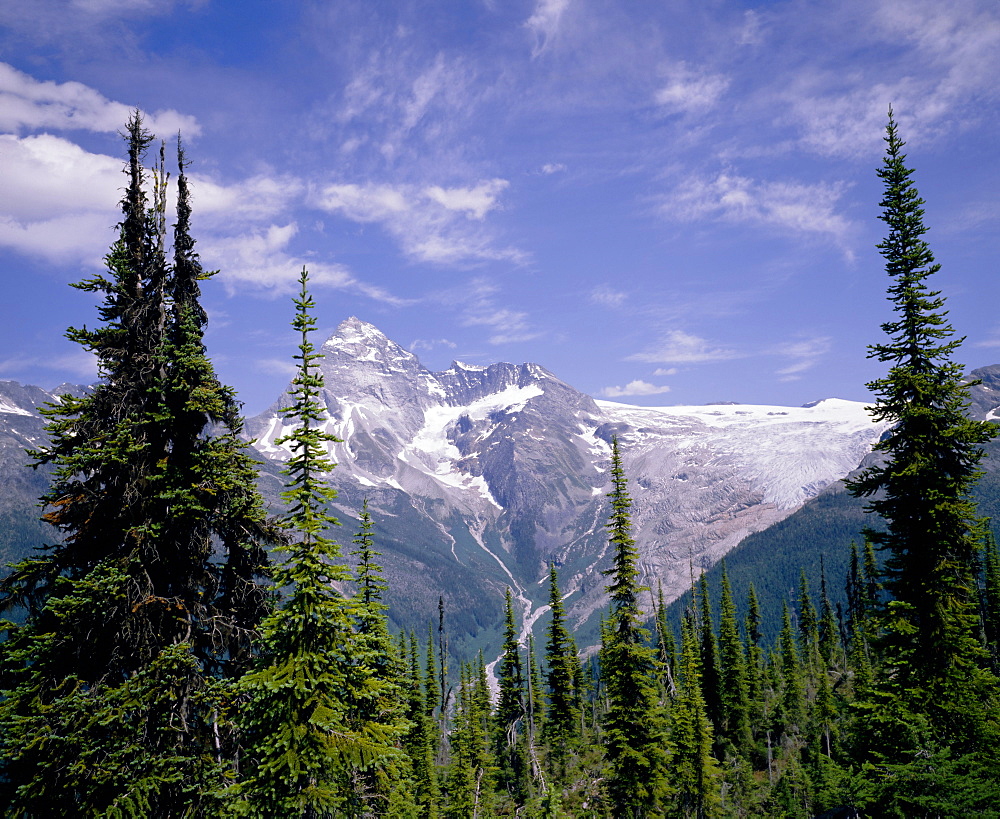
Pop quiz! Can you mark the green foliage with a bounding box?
[544,563,580,781]
[670,610,723,818]
[600,437,672,816]
[0,114,274,814]
[717,566,751,756]
[494,587,530,805]
[445,657,497,818]
[843,111,1000,794]
[234,269,401,816]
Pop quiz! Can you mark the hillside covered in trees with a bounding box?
[0,111,998,817]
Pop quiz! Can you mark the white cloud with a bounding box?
[541,163,566,175]
[601,380,671,398]
[660,172,853,245]
[0,133,305,268]
[771,336,831,381]
[0,62,200,138]
[0,134,120,264]
[589,285,627,308]
[653,367,678,376]
[424,179,508,220]
[655,64,729,114]
[314,180,521,265]
[189,172,304,225]
[202,222,404,305]
[526,0,571,54]
[255,357,298,378]
[0,349,98,380]
[459,278,541,345]
[627,330,738,364]
[410,338,457,352]
[0,134,119,219]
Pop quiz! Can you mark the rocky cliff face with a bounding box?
[6,323,950,651]
[244,318,892,644]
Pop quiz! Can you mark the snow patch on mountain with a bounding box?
[0,400,32,417]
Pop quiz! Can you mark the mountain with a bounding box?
[244,317,891,651]
[0,382,89,569]
[0,322,920,655]
[675,363,1000,641]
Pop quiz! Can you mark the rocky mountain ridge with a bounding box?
[243,317,893,645]
[12,322,990,653]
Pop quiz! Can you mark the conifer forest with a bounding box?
[2,110,1000,817]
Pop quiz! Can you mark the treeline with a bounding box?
[2,111,1000,816]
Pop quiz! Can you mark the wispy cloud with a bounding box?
[769,1,1000,159]
[458,278,541,345]
[204,223,405,304]
[526,0,572,54]
[0,62,199,137]
[659,172,854,245]
[410,337,457,353]
[601,379,671,398]
[255,357,298,378]
[771,336,832,381]
[627,330,738,364]
[589,285,627,308]
[655,63,729,114]
[314,180,522,265]
[0,349,97,380]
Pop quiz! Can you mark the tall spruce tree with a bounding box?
[845,109,1000,809]
[600,437,671,816]
[544,562,580,781]
[717,566,751,756]
[234,269,397,816]
[0,114,274,814]
[495,587,529,805]
[671,610,722,818]
[349,500,413,816]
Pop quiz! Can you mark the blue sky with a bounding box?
[1,0,998,414]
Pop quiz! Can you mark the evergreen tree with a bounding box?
[0,115,274,814]
[818,557,839,669]
[653,582,677,696]
[777,603,805,734]
[544,562,580,780]
[526,631,546,743]
[697,573,723,735]
[349,500,413,815]
[445,657,496,818]
[495,587,529,805]
[670,610,722,818]
[743,583,764,727]
[717,566,751,756]
[796,571,819,664]
[844,111,1000,796]
[403,633,440,818]
[983,531,1000,667]
[234,269,397,816]
[600,437,671,816]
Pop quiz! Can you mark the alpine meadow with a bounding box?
[1,103,1000,818]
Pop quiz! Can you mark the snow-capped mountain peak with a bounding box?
[244,320,895,630]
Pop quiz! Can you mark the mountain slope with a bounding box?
[244,318,891,647]
[0,322,904,654]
